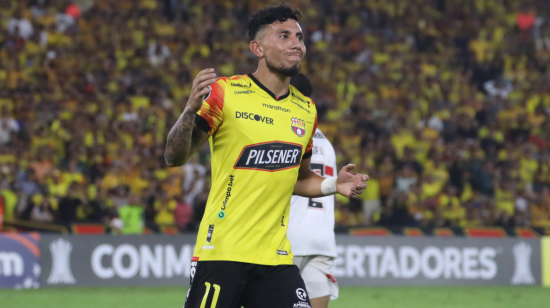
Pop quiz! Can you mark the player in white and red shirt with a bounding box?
[287,74,338,308]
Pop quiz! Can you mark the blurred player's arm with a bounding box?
[294,157,369,198]
[165,69,217,167]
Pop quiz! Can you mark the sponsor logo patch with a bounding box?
[206,225,214,243]
[308,199,324,209]
[234,141,302,171]
[291,118,306,137]
[221,175,234,210]
[296,288,308,301]
[236,111,274,125]
[291,93,310,108]
[277,250,288,255]
[234,90,255,95]
[203,86,212,101]
[231,82,251,88]
[290,100,311,113]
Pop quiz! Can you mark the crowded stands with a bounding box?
[1,0,550,234]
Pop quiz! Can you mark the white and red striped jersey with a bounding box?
[287,129,337,257]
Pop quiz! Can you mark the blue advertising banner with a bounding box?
[0,233,41,289]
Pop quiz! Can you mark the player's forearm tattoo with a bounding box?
[164,111,196,167]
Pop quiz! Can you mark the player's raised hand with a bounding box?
[336,164,369,198]
[186,68,217,113]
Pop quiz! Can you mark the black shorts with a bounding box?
[184,259,312,308]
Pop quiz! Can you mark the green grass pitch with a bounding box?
[1,286,549,308]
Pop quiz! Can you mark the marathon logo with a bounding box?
[234,142,302,171]
[236,111,274,125]
[234,90,255,95]
[263,103,290,113]
[231,82,252,88]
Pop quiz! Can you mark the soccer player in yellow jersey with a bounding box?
[165,4,368,308]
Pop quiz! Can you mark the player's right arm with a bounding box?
[164,69,217,167]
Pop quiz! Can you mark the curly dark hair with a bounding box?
[248,3,302,41]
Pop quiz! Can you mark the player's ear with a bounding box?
[249,40,264,58]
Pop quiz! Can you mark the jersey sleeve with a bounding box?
[303,106,318,159]
[195,77,227,135]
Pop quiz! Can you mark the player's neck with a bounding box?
[252,66,290,98]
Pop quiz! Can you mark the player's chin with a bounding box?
[289,58,302,67]
[283,63,301,76]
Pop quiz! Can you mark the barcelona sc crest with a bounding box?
[291,117,306,137]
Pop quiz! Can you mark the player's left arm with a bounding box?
[294,158,369,198]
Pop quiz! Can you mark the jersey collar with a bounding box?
[247,74,290,101]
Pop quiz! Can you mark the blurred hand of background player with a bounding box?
[186,68,217,113]
[336,164,369,198]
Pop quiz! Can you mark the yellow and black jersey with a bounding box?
[193,74,317,265]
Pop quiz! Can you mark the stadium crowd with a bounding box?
[1,0,550,233]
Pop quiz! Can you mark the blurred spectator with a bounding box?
[8,9,33,39]
[531,187,550,228]
[185,169,204,205]
[379,191,410,226]
[30,193,57,223]
[0,106,20,145]
[118,193,144,234]
[58,182,85,223]
[174,194,193,231]
[154,190,176,227]
[183,155,206,192]
[108,210,124,235]
[395,166,417,192]
[377,156,395,205]
[148,42,171,67]
[439,186,465,227]
[396,147,423,176]
[471,162,495,196]
[517,5,536,32]
[361,167,381,225]
[514,190,531,226]
[188,180,210,230]
[484,78,514,100]
[0,180,17,222]
[17,169,41,196]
